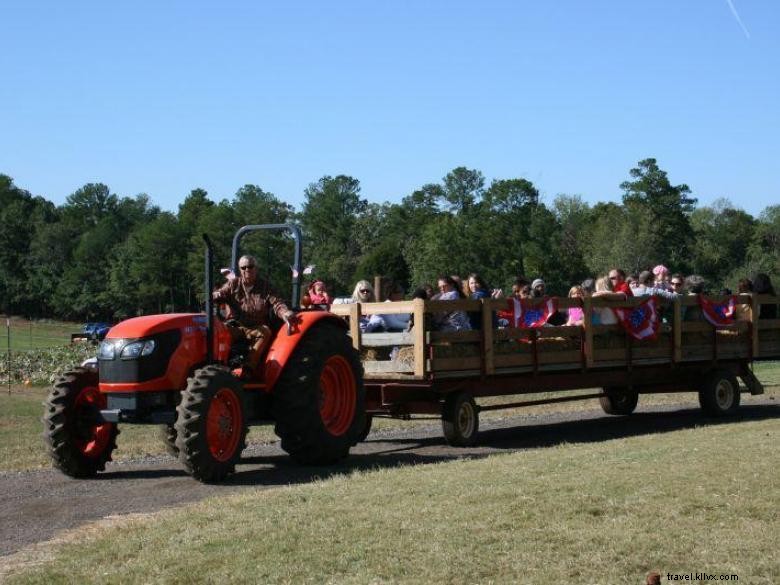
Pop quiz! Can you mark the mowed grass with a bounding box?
[1,362,779,472]
[5,417,779,584]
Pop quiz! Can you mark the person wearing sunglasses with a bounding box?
[608,268,634,297]
[212,254,295,376]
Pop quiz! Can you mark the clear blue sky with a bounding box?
[2,1,778,216]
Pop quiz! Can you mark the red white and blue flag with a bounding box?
[503,297,558,328]
[614,296,660,341]
[698,295,736,327]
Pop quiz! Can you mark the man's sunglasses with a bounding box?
[360,289,370,294]
[239,265,256,270]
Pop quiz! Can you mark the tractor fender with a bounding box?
[263,311,348,392]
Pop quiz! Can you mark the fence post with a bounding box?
[6,318,11,393]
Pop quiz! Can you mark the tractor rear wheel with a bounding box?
[159,424,178,457]
[175,365,247,482]
[273,322,365,465]
[43,367,118,478]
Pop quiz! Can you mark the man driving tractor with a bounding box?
[212,254,296,376]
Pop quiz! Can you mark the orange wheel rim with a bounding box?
[206,388,242,462]
[73,386,112,458]
[319,355,356,436]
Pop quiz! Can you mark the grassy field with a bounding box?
[0,317,82,351]
[4,416,778,584]
[1,362,779,473]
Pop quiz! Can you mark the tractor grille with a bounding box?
[99,329,182,383]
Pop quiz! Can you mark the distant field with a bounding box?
[2,362,778,473]
[0,317,83,351]
[4,417,777,584]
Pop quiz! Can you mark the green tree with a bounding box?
[690,199,755,287]
[300,175,367,291]
[620,158,697,268]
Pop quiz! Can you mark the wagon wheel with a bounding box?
[599,387,639,415]
[698,370,741,416]
[442,391,479,447]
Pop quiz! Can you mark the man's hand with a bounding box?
[282,310,299,334]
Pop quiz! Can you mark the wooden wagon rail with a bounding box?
[330,294,780,381]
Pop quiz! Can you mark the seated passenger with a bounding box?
[591,276,619,325]
[466,272,491,330]
[581,278,596,296]
[669,274,685,294]
[306,279,332,307]
[378,280,411,332]
[653,264,670,290]
[433,275,471,332]
[531,278,546,298]
[608,268,634,297]
[753,273,778,319]
[333,280,384,332]
[736,278,753,321]
[566,285,585,326]
[683,275,706,321]
[632,270,679,299]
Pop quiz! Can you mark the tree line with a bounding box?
[1,158,777,321]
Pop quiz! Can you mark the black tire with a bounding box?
[442,391,479,447]
[357,414,373,442]
[272,322,365,465]
[599,387,639,415]
[699,370,741,416]
[159,424,178,457]
[43,367,119,478]
[175,365,247,482]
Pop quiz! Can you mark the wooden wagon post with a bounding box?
[751,293,760,358]
[413,298,427,378]
[583,296,593,368]
[348,303,361,351]
[673,297,682,362]
[482,299,495,376]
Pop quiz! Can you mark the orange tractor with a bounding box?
[43,224,365,482]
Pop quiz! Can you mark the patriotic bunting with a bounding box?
[503,297,558,329]
[614,296,660,341]
[698,295,736,327]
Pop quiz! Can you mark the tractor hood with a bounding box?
[106,314,207,339]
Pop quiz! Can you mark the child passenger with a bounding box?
[566,285,585,326]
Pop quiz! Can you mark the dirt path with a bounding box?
[1,400,778,559]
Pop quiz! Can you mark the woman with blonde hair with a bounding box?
[351,280,375,303]
[591,276,620,325]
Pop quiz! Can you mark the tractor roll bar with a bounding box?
[231,223,303,308]
[202,233,214,363]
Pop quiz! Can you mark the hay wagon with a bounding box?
[332,294,780,445]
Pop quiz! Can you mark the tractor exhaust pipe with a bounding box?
[202,234,214,364]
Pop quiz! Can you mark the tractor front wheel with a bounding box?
[273,322,365,465]
[43,367,118,478]
[175,365,247,482]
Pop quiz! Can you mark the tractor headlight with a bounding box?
[120,340,157,359]
[98,340,117,360]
